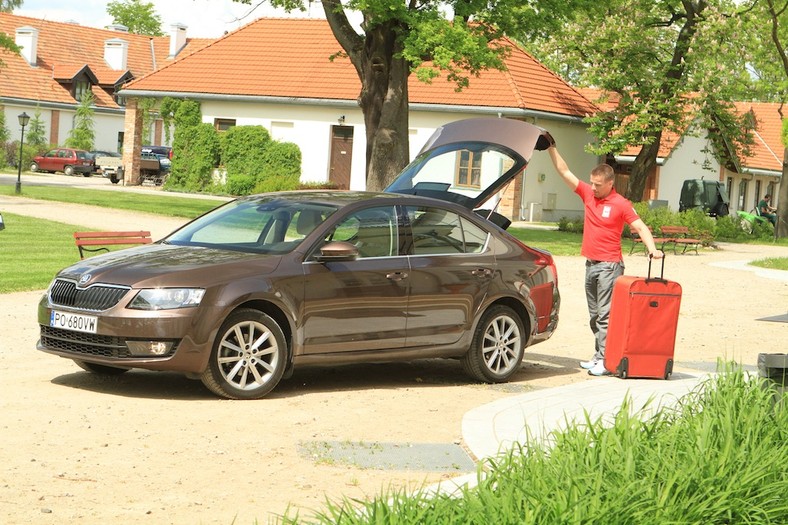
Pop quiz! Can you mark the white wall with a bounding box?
[520,119,599,221]
[658,132,721,210]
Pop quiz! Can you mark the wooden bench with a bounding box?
[74,231,152,259]
[628,226,669,255]
[659,225,702,255]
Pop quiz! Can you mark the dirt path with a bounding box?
[1,193,787,524]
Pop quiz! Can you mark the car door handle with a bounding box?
[386,271,408,281]
[471,268,493,277]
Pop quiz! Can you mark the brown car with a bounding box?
[37,118,560,399]
[31,148,94,176]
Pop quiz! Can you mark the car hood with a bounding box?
[56,244,282,289]
[384,117,549,210]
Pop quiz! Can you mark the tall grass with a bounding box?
[283,367,788,524]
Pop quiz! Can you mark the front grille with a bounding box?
[49,279,130,311]
[39,325,178,359]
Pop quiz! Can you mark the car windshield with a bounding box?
[164,196,338,254]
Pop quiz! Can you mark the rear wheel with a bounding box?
[200,308,287,399]
[73,359,129,375]
[30,161,39,172]
[64,165,75,176]
[462,305,525,383]
[82,171,91,177]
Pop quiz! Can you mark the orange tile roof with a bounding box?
[0,12,212,109]
[125,18,597,118]
[579,89,784,172]
[735,101,784,172]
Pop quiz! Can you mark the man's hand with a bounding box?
[649,250,664,259]
[535,131,555,151]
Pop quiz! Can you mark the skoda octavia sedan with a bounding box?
[38,118,560,399]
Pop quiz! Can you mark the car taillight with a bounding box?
[509,235,558,289]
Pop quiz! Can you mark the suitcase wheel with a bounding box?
[617,358,629,379]
[664,359,673,380]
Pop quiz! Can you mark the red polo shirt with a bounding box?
[575,181,640,262]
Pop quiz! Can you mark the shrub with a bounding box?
[558,216,584,233]
[224,173,257,195]
[220,127,302,195]
[165,123,220,192]
[221,125,271,178]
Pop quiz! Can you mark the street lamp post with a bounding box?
[15,112,30,195]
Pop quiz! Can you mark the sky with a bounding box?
[15,0,325,38]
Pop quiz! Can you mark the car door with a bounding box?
[300,205,410,354]
[403,205,494,347]
[38,150,60,171]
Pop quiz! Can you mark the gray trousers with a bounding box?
[585,260,624,361]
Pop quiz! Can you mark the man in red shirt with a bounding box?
[547,145,663,376]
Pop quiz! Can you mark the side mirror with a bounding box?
[314,241,358,263]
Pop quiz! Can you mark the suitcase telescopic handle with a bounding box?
[647,253,667,282]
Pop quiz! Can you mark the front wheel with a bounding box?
[462,305,525,383]
[201,308,287,399]
[64,165,75,176]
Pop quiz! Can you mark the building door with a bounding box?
[329,126,353,189]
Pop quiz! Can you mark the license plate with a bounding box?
[50,310,98,334]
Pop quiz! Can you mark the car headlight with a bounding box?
[128,288,205,310]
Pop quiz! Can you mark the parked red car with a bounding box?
[31,148,94,176]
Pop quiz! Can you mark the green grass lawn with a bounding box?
[1,184,786,293]
[0,182,224,218]
[0,213,82,293]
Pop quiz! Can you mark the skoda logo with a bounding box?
[78,274,92,285]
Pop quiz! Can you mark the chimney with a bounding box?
[107,24,129,33]
[104,38,129,70]
[168,23,187,59]
[15,26,39,66]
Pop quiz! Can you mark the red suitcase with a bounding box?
[604,257,682,379]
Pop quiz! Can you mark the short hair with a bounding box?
[765,194,771,198]
[591,163,615,182]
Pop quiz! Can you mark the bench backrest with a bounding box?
[73,231,152,259]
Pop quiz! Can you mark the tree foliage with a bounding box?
[742,0,788,237]
[0,0,22,57]
[232,0,527,190]
[518,0,755,202]
[25,108,49,151]
[107,0,164,36]
[65,90,95,151]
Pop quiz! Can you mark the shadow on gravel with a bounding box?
[47,354,582,400]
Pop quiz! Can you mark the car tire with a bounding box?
[30,162,39,172]
[82,171,91,177]
[462,305,525,383]
[201,308,287,400]
[64,165,75,176]
[73,359,130,375]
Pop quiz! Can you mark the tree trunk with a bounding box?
[626,132,662,202]
[358,24,410,191]
[323,2,411,192]
[778,147,788,238]
[625,1,706,202]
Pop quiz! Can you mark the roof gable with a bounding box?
[124,17,597,118]
[0,12,212,109]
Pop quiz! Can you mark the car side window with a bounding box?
[324,206,398,258]
[407,206,489,255]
